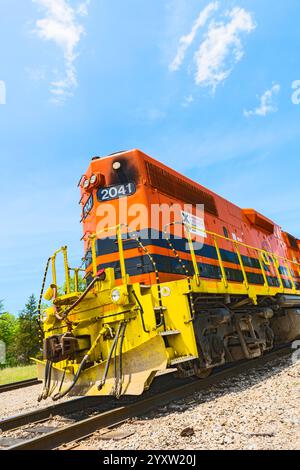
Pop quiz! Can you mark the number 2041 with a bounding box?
[97,183,136,202]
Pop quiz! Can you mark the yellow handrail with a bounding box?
[271,254,284,292]
[233,242,249,290]
[185,226,201,286]
[89,224,128,285]
[284,260,296,292]
[187,224,300,269]
[185,223,300,291]
[51,246,70,294]
[213,235,228,288]
[257,252,269,290]
[50,248,87,294]
[50,223,300,296]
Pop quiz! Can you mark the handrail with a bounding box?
[51,246,71,294]
[213,235,228,288]
[89,224,128,285]
[233,241,249,290]
[186,224,300,270]
[50,248,87,295]
[163,221,201,286]
[184,223,300,292]
[49,223,300,299]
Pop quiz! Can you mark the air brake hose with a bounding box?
[55,272,105,321]
[38,360,49,402]
[38,360,53,402]
[52,354,89,401]
[98,323,123,391]
[52,325,108,401]
[115,322,127,399]
[132,290,150,333]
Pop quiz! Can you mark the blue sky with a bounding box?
[0,0,300,314]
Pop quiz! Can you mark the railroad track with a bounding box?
[0,378,42,394]
[1,345,292,451]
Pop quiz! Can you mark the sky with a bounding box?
[0,0,300,314]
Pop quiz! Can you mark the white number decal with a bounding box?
[101,189,109,200]
[98,183,136,202]
[110,187,118,198]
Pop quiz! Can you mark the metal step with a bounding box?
[160,330,181,337]
[140,285,152,290]
[170,356,198,366]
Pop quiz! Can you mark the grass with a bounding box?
[0,365,37,385]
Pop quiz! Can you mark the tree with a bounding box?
[14,295,40,365]
[58,273,86,296]
[0,300,5,319]
[0,302,18,367]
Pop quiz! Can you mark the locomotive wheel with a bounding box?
[194,362,213,379]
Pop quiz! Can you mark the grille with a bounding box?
[146,162,218,217]
[286,233,299,250]
[255,218,274,234]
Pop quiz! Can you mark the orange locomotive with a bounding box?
[81,149,300,292]
[38,149,300,399]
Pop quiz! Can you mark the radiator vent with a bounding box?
[285,232,299,251]
[243,209,275,234]
[146,162,218,217]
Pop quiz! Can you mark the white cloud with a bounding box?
[133,107,167,122]
[77,0,90,16]
[169,2,219,72]
[33,0,90,102]
[182,94,194,107]
[194,7,256,91]
[244,84,281,117]
[25,66,46,81]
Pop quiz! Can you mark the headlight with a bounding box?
[83,178,90,189]
[111,289,121,303]
[90,174,98,185]
[113,161,121,171]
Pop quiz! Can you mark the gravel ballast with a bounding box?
[0,384,75,420]
[1,355,299,450]
[83,355,300,450]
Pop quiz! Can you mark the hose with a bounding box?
[55,273,104,322]
[52,355,89,401]
[38,360,53,401]
[98,323,123,391]
[38,360,49,402]
[52,325,108,401]
[115,322,127,399]
[132,290,150,333]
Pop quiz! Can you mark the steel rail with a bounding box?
[6,346,292,451]
[0,378,42,394]
[0,396,111,433]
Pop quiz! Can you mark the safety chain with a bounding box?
[125,228,165,328]
[163,226,196,322]
[37,257,51,343]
